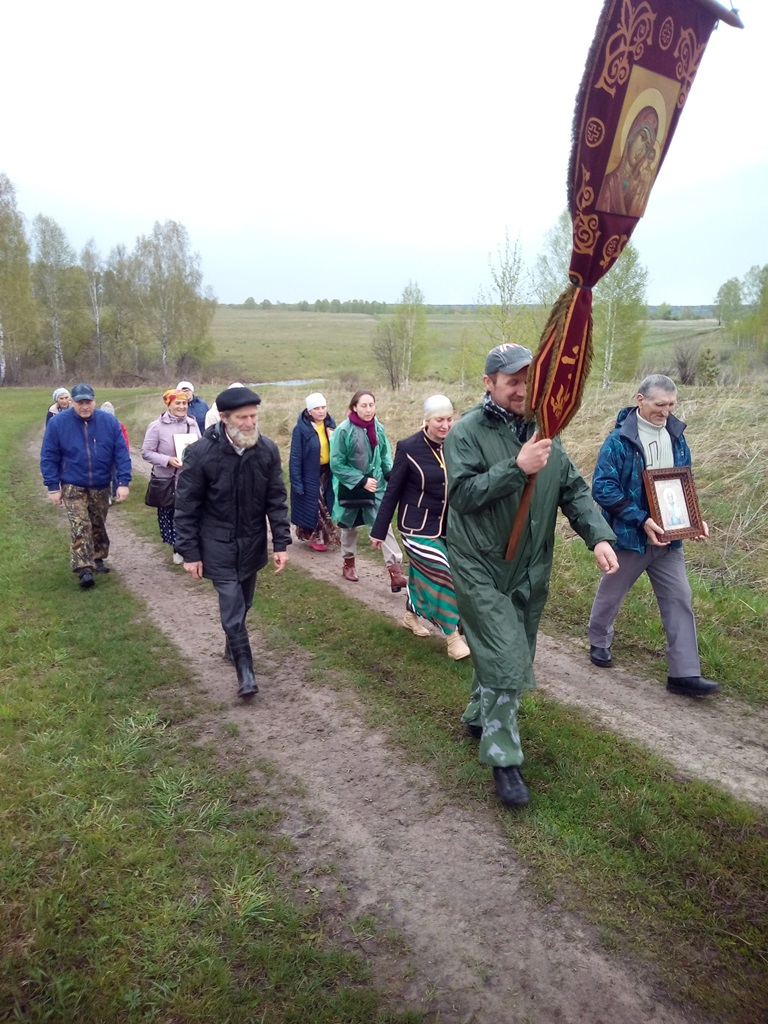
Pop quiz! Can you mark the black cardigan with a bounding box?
[370,429,448,541]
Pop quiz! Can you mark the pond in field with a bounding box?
[249,378,327,388]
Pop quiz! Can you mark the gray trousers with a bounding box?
[588,545,700,677]
[213,574,258,636]
[340,525,402,566]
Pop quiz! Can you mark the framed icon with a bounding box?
[643,467,704,541]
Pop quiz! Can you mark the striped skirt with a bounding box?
[401,534,460,636]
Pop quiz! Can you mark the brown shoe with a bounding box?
[342,556,358,582]
[387,563,407,592]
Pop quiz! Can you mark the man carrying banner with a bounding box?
[444,344,619,808]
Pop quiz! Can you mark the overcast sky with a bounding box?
[4,1,765,306]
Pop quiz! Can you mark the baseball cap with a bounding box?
[484,344,533,376]
[71,383,96,401]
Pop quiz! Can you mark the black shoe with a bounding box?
[667,676,720,697]
[94,559,110,573]
[79,570,95,589]
[590,645,612,667]
[493,765,530,807]
[464,723,483,740]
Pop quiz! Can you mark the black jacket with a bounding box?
[174,422,291,581]
[370,429,448,541]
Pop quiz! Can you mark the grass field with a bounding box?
[207,306,742,389]
[3,386,768,1022]
[6,310,767,1019]
[118,307,768,706]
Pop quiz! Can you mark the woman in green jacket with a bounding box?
[329,390,407,592]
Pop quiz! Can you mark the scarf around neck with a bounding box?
[349,409,378,448]
[482,391,529,442]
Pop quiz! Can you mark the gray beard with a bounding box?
[226,423,260,448]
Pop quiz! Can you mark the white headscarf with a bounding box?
[423,394,454,420]
[305,392,327,411]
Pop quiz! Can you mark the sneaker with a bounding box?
[79,570,95,589]
[94,559,110,573]
[173,552,184,565]
[403,610,430,636]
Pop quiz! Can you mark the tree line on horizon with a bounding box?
[4,164,764,390]
[0,173,215,387]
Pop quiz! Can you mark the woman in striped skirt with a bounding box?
[370,395,470,660]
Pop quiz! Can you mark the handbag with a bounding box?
[144,471,176,508]
[338,480,375,509]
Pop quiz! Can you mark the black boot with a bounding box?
[223,637,233,662]
[227,629,259,699]
[493,765,530,807]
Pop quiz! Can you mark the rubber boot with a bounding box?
[387,563,407,593]
[342,556,358,582]
[223,637,233,662]
[227,629,258,699]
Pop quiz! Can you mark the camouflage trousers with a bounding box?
[461,676,523,767]
[60,484,111,572]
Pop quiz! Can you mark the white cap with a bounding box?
[423,394,454,420]
[305,392,327,411]
[176,380,194,392]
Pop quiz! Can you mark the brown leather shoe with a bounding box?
[342,556,358,582]
[387,563,407,592]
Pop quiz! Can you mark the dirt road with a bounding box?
[98,471,768,1023]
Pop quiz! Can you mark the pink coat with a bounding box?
[141,411,201,479]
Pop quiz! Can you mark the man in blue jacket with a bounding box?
[588,374,719,698]
[40,383,132,589]
[177,381,209,434]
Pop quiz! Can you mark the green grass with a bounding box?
[251,567,768,1023]
[0,390,427,1024]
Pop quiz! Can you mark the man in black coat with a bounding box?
[174,387,291,699]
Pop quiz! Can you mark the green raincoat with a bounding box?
[329,417,394,529]
[445,403,615,693]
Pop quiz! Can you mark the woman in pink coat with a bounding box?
[141,389,200,562]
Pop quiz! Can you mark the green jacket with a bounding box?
[444,403,615,690]
[329,417,394,528]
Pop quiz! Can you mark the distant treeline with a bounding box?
[235,298,716,319]
[237,297,479,315]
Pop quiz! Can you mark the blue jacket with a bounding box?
[186,395,209,434]
[41,407,133,491]
[592,406,690,553]
[289,410,336,531]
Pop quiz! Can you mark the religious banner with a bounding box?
[506,0,742,560]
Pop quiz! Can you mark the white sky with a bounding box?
[4,1,765,306]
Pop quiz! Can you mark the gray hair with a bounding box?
[638,374,677,397]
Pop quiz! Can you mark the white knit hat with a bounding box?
[52,387,70,401]
[423,394,454,420]
[305,392,327,411]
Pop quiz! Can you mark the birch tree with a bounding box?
[477,230,533,347]
[32,214,87,376]
[592,241,648,386]
[133,220,215,369]
[81,239,105,368]
[0,175,33,385]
